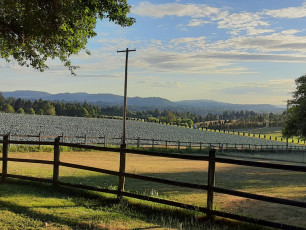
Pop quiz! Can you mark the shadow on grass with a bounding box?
[58,166,306,201]
[0,179,264,230]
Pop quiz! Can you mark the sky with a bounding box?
[1,0,306,105]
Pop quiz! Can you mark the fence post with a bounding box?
[207,148,216,217]
[137,137,140,148]
[118,143,126,200]
[8,132,11,147]
[39,132,42,150]
[165,140,168,149]
[2,135,9,183]
[178,141,180,150]
[152,139,154,149]
[53,137,61,186]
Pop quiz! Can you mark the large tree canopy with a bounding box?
[0,0,135,74]
[282,75,306,139]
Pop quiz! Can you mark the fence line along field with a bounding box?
[0,113,297,147]
[2,149,306,229]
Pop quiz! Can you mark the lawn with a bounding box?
[208,127,306,145]
[0,150,305,229]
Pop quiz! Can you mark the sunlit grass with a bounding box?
[206,127,306,145]
[0,150,305,229]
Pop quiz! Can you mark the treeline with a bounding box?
[201,112,285,130]
[0,93,102,117]
[0,92,285,129]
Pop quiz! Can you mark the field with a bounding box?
[227,127,305,144]
[0,150,305,229]
[0,113,297,148]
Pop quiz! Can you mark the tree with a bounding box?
[29,108,35,115]
[45,105,56,116]
[165,110,175,123]
[38,109,44,115]
[282,75,306,139]
[2,104,14,113]
[0,92,5,106]
[17,107,25,114]
[0,0,135,74]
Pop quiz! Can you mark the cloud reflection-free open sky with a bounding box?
[1,0,306,105]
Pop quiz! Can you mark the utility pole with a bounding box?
[282,99,290,149]
[117,48,136,146]
[117,48,136,199]
[286,99,289,149]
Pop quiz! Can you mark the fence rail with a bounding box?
[0,135,306,230]
[1,133,306,152]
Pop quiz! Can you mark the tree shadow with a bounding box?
[58,165,306,201]
[57,164,306,228]
[0,179,264,230]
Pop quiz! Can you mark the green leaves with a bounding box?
[282,74,306,139]
[0,0,135,74]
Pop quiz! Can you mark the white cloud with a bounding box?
[132,2,306,37]
[281,29,302,35]
[220,79,295,95]
[132,2,277,36]
[138,79,184,88]
[132,2,220,18]
[54,32,306,77]
[188,19,209,27]
[264,3,306,18]
[211,34,306,53]
[216,12,272,35]
[169,36,206,50]
[150,39,163,46]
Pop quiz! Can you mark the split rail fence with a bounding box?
[3,133,306,152]
[0,135,306,230]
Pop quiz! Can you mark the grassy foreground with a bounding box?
[0,151,305,229]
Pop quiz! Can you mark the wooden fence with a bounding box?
[0,135,306,230]
[2,133,306,152]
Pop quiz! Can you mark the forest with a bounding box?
[0,92,285,129]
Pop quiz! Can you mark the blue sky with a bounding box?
[1,0,306,105]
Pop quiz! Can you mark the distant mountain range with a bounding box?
[2,90,285,115]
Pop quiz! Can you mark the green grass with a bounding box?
[0,180,264,230]
[1,151,305,229]
[207,127,306,145]
[0,144,104,153]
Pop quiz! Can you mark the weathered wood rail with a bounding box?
[2,133,306,152]
[0,135,306,230]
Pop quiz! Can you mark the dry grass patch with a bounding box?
[3,151,306,228]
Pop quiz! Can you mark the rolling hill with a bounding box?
[2,90,285,114]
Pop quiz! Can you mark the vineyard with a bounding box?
[0,113,296,148]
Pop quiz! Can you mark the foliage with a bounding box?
[2,103,14,113]
[283,75,306,139]
[17,107,25,114]
[0,151,304,229]
[0,0,135,74]
[0,92,285,130]
[0,93,103,117]
[0,144,96,153]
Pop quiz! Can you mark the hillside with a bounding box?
[2,90,285,114]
